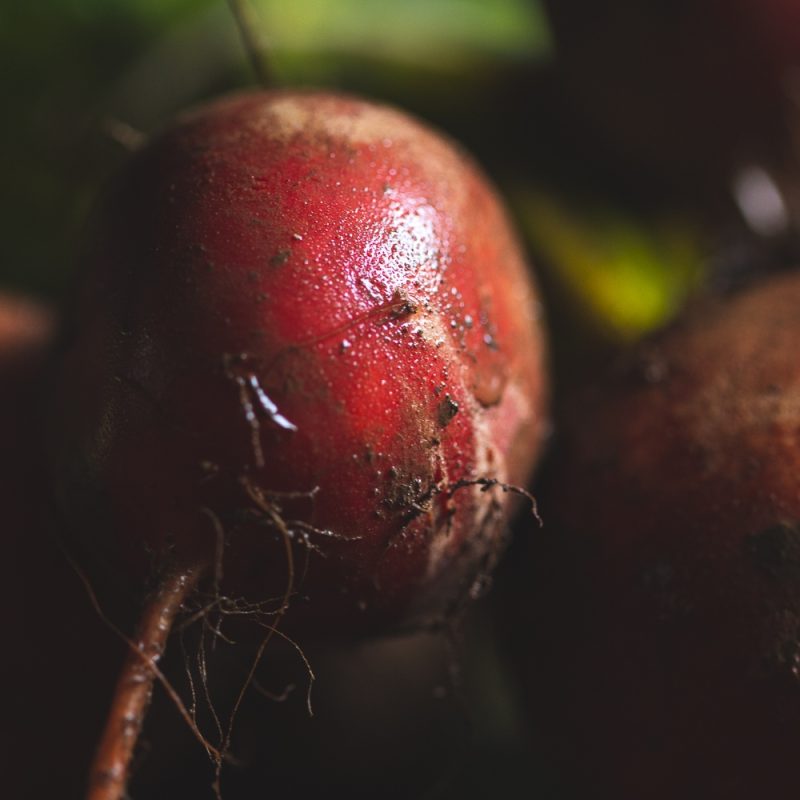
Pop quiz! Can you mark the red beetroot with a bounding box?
[47,91,547,798]
[51,89,547,633]
[515,272,800,799]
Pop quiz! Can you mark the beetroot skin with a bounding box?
[517,273,800,799]
[50,91,548,636]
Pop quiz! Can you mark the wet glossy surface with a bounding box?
[50,91,548,636]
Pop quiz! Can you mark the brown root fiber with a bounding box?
[87,566,207,800]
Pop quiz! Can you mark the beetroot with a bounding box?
[47,90,548,797]
[516,272,800,798]
[52,88,547,632]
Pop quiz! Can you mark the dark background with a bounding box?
[3,1,800,797]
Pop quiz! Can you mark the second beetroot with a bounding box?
[515,272,800,798]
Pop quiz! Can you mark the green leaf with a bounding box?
[254,0,552,76]
[516,188,704,340]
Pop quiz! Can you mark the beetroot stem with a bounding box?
[226,0,271,88]
[87,566,204,800]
